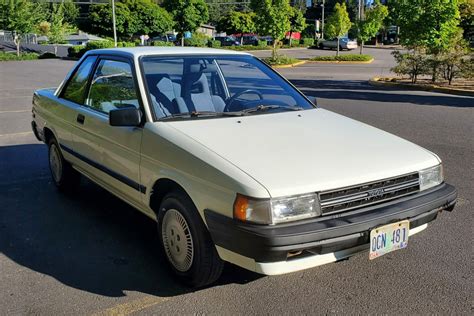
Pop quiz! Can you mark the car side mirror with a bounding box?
[109,108,142,127]
[307,96,318,106]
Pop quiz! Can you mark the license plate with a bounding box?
[369,220,410,260]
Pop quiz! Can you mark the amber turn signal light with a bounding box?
[233,194,249,221]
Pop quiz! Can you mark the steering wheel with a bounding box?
[224,89,264,112]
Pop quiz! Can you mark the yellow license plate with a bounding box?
[369,220,410,260]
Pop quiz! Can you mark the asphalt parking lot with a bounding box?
[0,49,473,315]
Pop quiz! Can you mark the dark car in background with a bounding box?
[214,36,240,46]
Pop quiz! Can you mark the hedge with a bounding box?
[310,54,373,62]
[68,40,137,58]
[301,38,315,47]
[208,40,221,48]
[184,35,208,47]
[258,40,268,47]
[153,40,175,46]
[38,52,58,59]
[0,52,39,61]
[263,55,300,66]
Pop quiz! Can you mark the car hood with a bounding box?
[166,108,439,197]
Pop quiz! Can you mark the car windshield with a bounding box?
[141,55,314,120]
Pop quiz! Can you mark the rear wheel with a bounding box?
[48,138,80,191]
[158,191,224,287]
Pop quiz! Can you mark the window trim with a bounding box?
[82,54,146,125]
[59,55,99,105]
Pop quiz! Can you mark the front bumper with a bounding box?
[205,183,457,273]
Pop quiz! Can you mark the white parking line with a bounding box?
[0,110,30,114]
[0,131,32,137]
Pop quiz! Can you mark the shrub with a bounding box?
[184,33,209,47]
[68,45,86,58]
[391,51,429,83]
[38,52,57,59]
[263,55,300,66]
[0,52,39,61]
[301,38,315,47]
[257,40,268,48]
[310,54,373,62]
[85,40,115,50]
[153,40,174,46]
[117,41,136,47]
[459,57,474,80]
[208,40,221,48]
[223,44,271,51]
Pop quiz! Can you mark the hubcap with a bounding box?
[161,209,194,272]
[49,144,62,183]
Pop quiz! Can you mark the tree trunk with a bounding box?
[240,35,244,46]
[360,40,363,55]
[14,35,20,57]
[289,31,292,47]
[336,37,340,56]
[181,35,184,47]
[272,41,278,60]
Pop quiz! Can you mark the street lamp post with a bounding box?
[112,0,117,47]
[321,0,325,40]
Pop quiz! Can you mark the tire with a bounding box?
[158,191,224,288]
[47,138,80,192]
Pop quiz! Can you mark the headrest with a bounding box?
[189,63,217,74]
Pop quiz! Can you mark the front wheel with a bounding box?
[158,192,224,287]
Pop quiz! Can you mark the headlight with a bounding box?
[419,164,444,191]
[233,193,321,225]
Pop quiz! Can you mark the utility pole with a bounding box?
[321,0,325,40]
[112,0,117,47]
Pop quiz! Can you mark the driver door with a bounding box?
[73,56,144,205]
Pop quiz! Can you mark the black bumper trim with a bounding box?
[205,183,457,262]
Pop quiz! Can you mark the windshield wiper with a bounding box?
[159,111,242,120]
[241,105,304,114]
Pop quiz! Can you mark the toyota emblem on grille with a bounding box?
[368,188,384,198]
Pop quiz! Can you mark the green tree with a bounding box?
[41,0,79,27]
[394,0,461,82]
[325,2,352,56]
[356,0,388,54]
[89,0,172,40]
[394,0,460,54]
[458,0,473,41]
[206,0,250,25]
[251,0,292,59]
[217,11,256,45]
[163,0,209,46]
[0,0,45,56]
[48,3,75,45]
[288,7,306,46]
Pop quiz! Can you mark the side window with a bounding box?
[61,56,97,104]
[86,59,139,114]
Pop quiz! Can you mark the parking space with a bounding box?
[0,55,472,314]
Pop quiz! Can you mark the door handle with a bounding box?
[77,114,85,125]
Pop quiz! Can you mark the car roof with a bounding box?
[86,47,251,58]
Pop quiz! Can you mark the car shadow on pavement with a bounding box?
[293,79,474,108]
[0,144,262,298]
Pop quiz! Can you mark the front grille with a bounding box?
[319,173,420,215]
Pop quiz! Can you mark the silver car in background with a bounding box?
[320,38,358,50]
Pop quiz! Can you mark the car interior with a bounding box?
[146,59,228,117]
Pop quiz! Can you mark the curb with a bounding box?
[272,60,307,68]
[308,58,374,64]
[369,78,474,97]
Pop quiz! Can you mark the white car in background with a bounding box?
[31,47,457,287]
[320,38,358,50]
